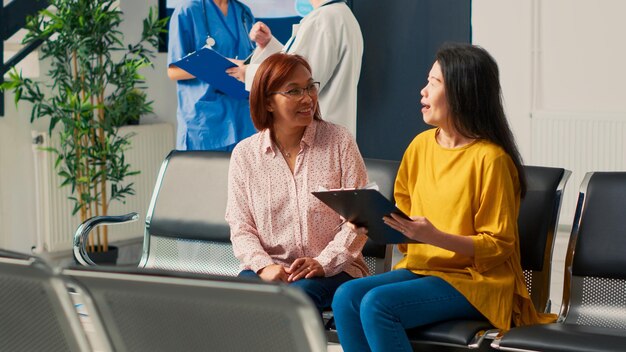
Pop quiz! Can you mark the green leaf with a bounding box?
[8,0,165,228]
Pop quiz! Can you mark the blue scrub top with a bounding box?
[168,0,256,151]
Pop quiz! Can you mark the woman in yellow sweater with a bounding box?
[331,43,556,352]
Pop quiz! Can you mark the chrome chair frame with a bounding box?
[63,266,327,352]
[522,168,573,314]
[0,250,92,352]
[74,151,241,275]
[74,153,397,278]
[492,171,626,352]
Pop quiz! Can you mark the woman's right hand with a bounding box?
[257,264,288,282]
[249,22,271,49]
[347,222,369,236]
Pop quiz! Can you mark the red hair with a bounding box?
[249,53,322,131]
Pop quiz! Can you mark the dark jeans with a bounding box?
[332,269,484,352]
[238,270,353,313]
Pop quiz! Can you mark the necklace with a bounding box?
[275,140,297,158]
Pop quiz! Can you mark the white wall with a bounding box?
[538,0,626,112]
[474,0,626,125]
[474,0,626,313]
[472,0,534,160]
[0,0,178,251]
[473,0,626,226]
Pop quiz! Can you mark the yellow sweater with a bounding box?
[393,129,556,330]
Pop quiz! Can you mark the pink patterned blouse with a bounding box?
[225,120,369,278]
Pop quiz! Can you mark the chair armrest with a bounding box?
[73,212,139,266]
[469,328,501,348]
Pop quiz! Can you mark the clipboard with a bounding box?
[173,47,249,100]
[312,189,418,244]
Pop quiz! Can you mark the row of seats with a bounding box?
[74,151,397,277]
[70,151,626,351]
[0,249,327,352]
[491,172,626,352]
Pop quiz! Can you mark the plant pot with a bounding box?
[80,245,119,265]
[126,115,140,125]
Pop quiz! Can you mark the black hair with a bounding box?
[436,43,527,197]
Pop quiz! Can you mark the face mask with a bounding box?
[295,0,314,17]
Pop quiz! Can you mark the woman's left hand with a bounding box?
[225,60,246,82]
[383,213,439,243]
[286,257,324,282]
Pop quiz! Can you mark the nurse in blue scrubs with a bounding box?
[168,0,257,151]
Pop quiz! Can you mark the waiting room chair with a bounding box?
[519,166,573,314]
[361,157,399,274]
[491,171,626,352]
[75,152,399,277]
[0,249,91,352]
[74,151,241,275]
[405,165,571,351]
[63,266,327,352]
[323,158,399,333]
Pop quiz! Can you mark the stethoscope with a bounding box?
[321,0,347,6]
[201,0,253,50]
[284,0,346,52]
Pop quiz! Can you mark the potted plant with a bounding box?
[1,0,167,262]
[107,89,150,126]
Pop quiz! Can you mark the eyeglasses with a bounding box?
[270,82,320,99]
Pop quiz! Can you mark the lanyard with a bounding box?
[284,0,346,53]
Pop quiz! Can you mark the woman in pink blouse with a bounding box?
[225,53,369,312]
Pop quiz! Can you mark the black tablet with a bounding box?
[312,189,418,244]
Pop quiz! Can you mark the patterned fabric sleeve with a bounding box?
[314,130,369,276]
[226,145,274,273]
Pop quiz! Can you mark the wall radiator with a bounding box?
[32,123,175,253]
[531,111,626,226]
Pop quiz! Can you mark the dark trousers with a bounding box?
[238,270,353,313]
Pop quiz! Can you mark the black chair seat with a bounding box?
[494,323,626,352]
[407,319,492,347]
[493,172,626,352]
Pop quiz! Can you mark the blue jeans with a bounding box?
[332,269,484,352]
[239,270,353,313]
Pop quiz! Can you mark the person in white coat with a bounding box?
[226,0,363,136]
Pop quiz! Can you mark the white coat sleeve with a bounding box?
[287,19,338,91]
[244,36,284,91]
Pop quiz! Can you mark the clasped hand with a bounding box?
[258,257,324,283]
